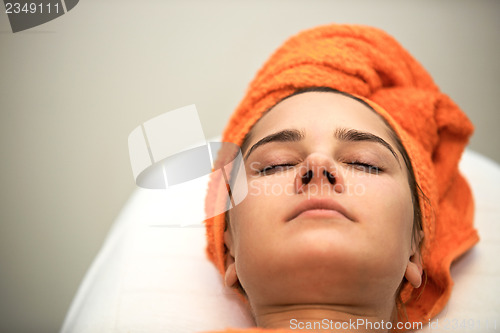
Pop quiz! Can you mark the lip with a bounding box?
[286,198,353,222]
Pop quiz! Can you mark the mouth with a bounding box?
[287,197,353,222]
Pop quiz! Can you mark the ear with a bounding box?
[405,231,424,288]
[224,230,238,288]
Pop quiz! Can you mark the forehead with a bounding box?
[249,92,394,145]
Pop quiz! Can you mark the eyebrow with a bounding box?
[244,129,304,160]
[244,127,399,165]
[334,128,399,164]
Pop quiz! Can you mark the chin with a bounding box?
[243,249,402,309]
[287,227,359,256]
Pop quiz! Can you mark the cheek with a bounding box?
[352,174,412,219]
[229,175,290,251]
[228,175,295,288]
[350,174,414,253]
[347,175,414,286]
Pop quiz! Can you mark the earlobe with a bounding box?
[224,230,239,287]
[405,261,422,288]
[225,260,238,287]
[405,250,423,288]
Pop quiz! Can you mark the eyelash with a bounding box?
[258,161,382,175]
[347,161,382,173]
[259,163,296,175]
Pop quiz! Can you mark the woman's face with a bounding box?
[226,92,416,313]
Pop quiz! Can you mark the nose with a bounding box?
[294,153,344,194]
[300,169,336,185]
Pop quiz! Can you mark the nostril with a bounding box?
[302,170,314,185]
[323,170,336,185]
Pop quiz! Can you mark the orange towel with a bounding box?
[204,24,478,328]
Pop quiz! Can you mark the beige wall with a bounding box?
[0,1,498,332]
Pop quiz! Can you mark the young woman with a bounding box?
[204,24,478,332]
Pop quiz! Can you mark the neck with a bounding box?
[254,303,394,332]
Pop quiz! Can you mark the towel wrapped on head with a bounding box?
[204,23,478,326]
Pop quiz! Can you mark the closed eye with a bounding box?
[347,161,382,174]
[259,163,296,175]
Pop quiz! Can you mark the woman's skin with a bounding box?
[224,92,423,332]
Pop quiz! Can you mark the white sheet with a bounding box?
[60,150,500,333]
